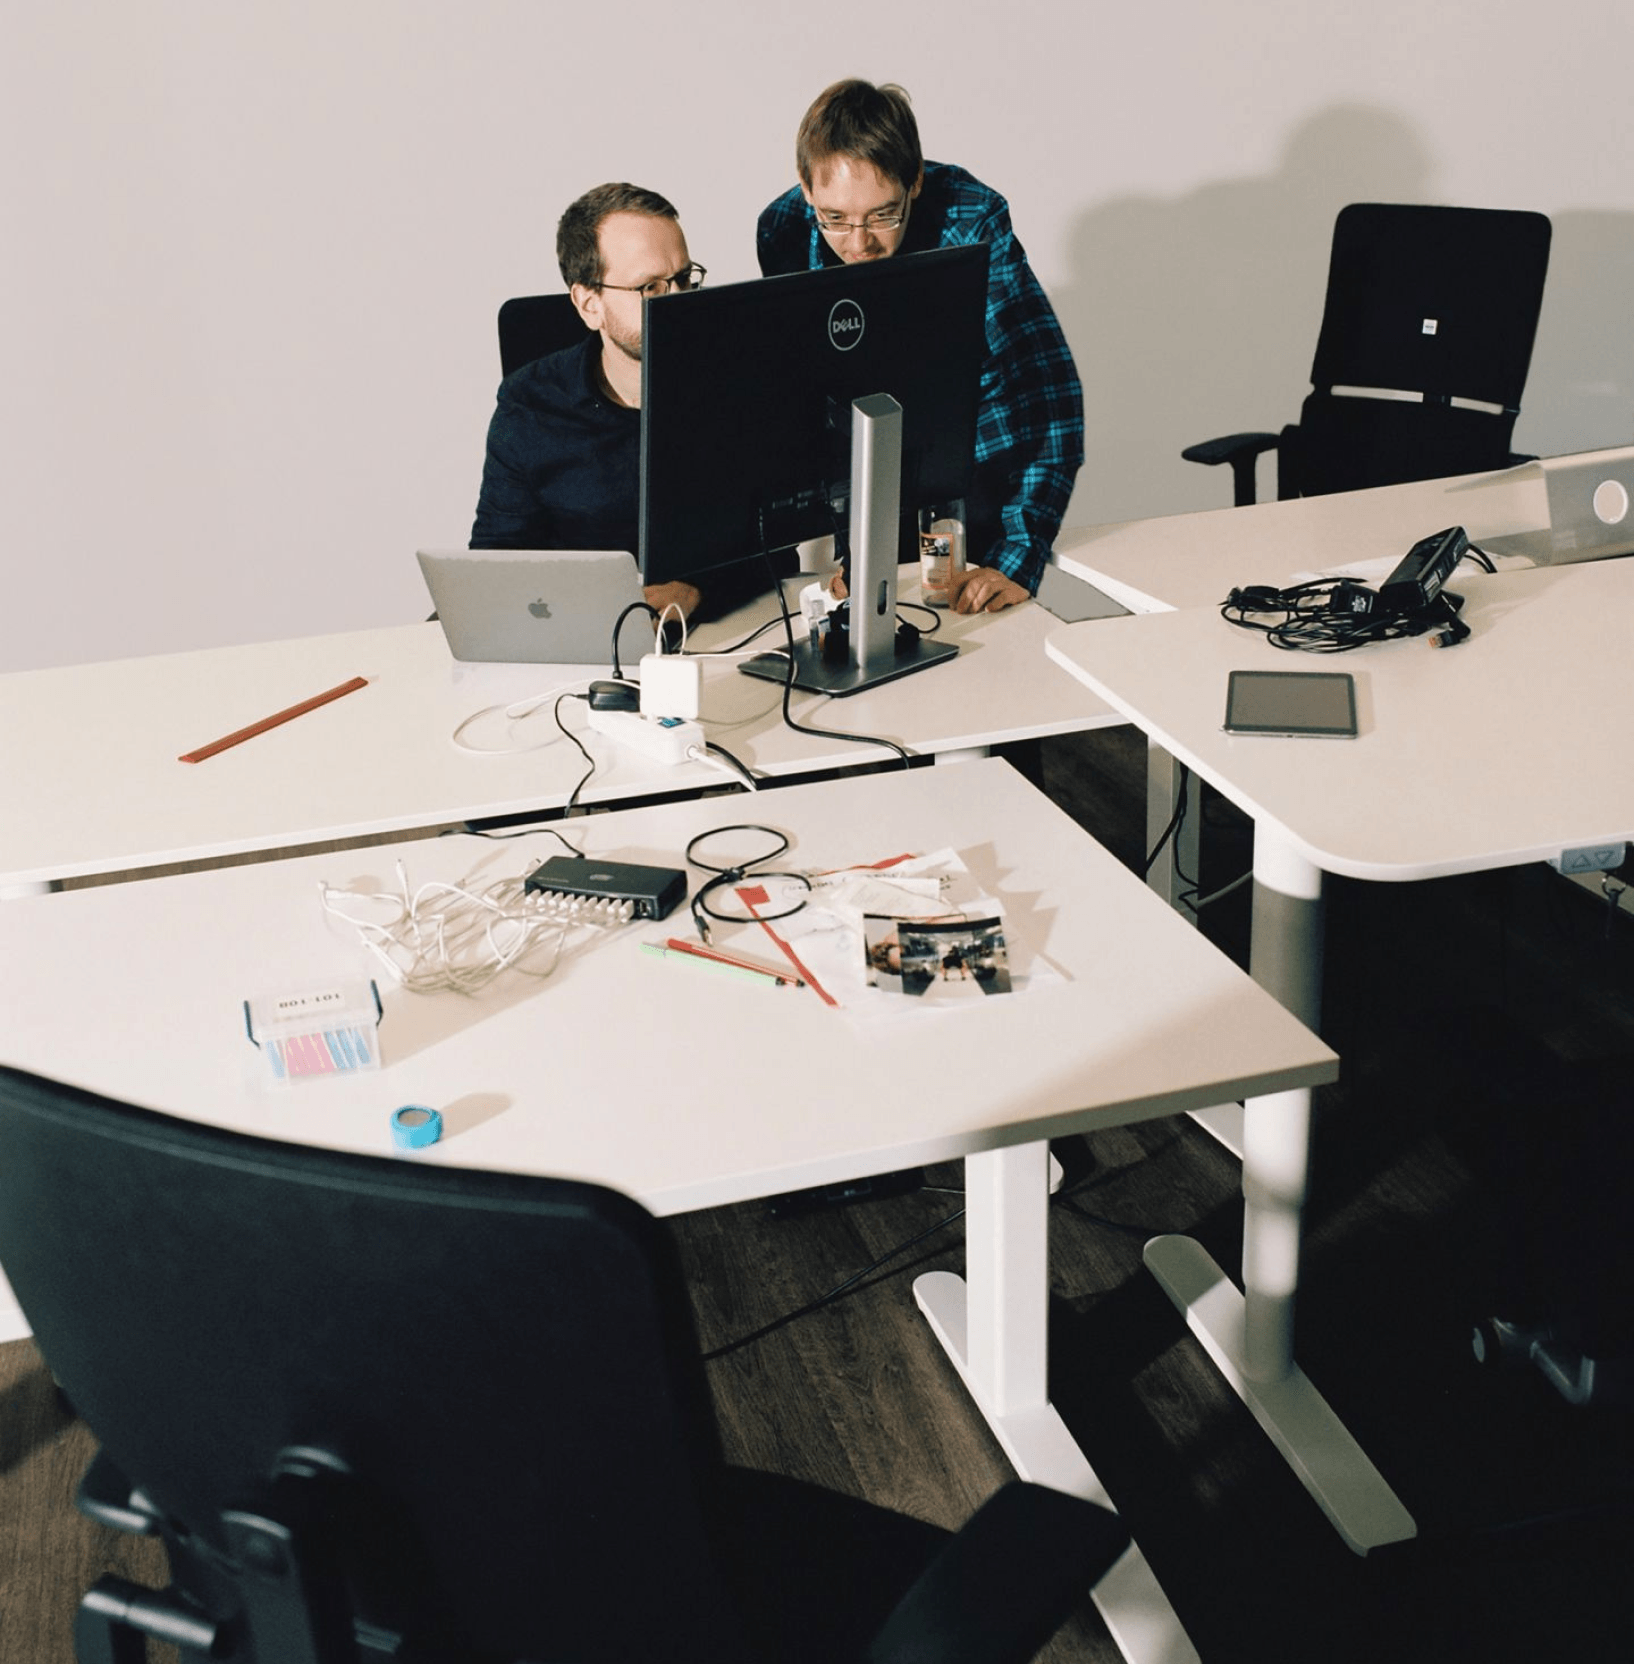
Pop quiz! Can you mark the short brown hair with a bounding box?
[556,182,679,290]
[795,79,922,192]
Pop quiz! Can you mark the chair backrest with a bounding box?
[1310,202,1552,410]
[1279,202,1552,497]
[0,1065,748,1662]
[498,293,586,376]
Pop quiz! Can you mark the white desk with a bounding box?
[0,760,1335,1664]
[1053,455,1555,614]
[0,574,1117,894]
[1044,555,1634,1558]
[1049,458,1549,915]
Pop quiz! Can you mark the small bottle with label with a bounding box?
[918,501,966,607]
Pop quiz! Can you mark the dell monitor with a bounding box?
[638,244,990,696]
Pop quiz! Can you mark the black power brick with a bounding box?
[1379,525,1469,613]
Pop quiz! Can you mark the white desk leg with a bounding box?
[1144,830,1416,1554]
[916,1143,1201,1664]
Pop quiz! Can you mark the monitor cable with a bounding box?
[755,515,913,767]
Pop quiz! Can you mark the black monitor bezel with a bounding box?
[637,245,989,590]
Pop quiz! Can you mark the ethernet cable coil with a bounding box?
[319,859,638,995]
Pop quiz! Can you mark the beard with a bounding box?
[604,314,643,363]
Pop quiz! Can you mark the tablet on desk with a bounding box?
[1033,565,1131,623]
[1224,670,1357,738]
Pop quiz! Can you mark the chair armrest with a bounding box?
[1181,432,1282,507]
[863,1482,1129,1664]
[76,1450,163,1537]
[1181,432,1280,468]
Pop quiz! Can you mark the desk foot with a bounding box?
[915,1269,1201,1664]
[1144,1235,1416,1555]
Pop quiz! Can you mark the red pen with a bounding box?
[179,676,368,763]
[662,937,805,988]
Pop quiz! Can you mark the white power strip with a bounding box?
[585,706,704,766]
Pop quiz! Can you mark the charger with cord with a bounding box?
[639,652,701,720]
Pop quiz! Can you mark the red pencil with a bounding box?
[179,676,369,764]
[662,937,804,986]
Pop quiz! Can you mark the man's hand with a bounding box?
[828,566,1027,611]
[950,566,1029,613]
[643,580,701,623]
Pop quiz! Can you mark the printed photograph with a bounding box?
[863,914,1013,1000]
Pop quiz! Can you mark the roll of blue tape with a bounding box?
[391,1105,443,1150]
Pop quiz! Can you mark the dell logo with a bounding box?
[828,298,865,351]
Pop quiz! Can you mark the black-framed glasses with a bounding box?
[816,206,907,237]
[596,263,707,299]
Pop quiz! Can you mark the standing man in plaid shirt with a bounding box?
[758,78,1084,614]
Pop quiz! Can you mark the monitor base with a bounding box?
[739,635,959,698]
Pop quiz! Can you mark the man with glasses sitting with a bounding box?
[758,80,1083,615]
[471,181,714,621]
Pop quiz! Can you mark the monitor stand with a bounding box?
[740,392,959,698]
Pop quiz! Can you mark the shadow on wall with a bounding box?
[1055,104,1435,527]
[1055,105,1634,531]
[1064,105,1430,525]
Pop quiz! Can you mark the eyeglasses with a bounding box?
[596,263,707,298]
[815,207,907,237]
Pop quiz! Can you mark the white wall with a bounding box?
[6,0,1632,671]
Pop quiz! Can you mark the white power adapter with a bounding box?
[639,653,702,720]
[585,705,704,766]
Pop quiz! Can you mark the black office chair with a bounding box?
[0,1065,1129,1664]
[498,293,586,377]
[1183,202,1553,505]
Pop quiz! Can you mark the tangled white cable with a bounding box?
[319,859,631,995]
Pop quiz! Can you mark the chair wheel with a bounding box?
[1472,1316,1531,1370]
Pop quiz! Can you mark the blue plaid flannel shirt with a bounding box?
[757,161,1083,593]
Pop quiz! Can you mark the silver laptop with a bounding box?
[417,548,646,663]
[1478,447,1634,566]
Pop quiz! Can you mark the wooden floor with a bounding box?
[5,727,1634,1661]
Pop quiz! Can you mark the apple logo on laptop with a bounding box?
[528,598,553,619]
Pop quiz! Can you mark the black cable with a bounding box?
[701,1147,1183,1364]
[699,740,758,791]
[685,823,812,943]
[610,600,661,682]
[554,692,597,816]
[443,823,584,855]
[894,597,942,634]
[1143,765,1192,880]
[753,518,914,767]
[1221,541,1489,652]
[693,610,795,656]
[701,1204,966,1362]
